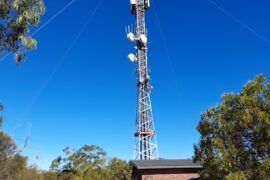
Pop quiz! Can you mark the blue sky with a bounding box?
[1,0,270,169]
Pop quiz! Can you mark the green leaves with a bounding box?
[194,74,270,179]
[108,158,132,180]
[226,171,247,180]
[0,103,29,180]
[50,145,131,180]
[0,0,45,64]
[20,36,37,49]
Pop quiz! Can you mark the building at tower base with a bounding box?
[130,159,202,180]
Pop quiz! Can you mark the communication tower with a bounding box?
[127,0,159,160]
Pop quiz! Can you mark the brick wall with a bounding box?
[142,173,199,180]
[132,168,201,180]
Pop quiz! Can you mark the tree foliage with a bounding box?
[0,104,28,179]
[193,75,270,179]
[50,145,132,180]
[107,158,132,180]
[0,103,58,180]
[0,104,131,179]
[0,0,45,63]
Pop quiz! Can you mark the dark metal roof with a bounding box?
[130,159,202,170]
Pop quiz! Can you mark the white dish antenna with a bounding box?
[127,32,136,42]
[130,0,136,5]
[140,34,147,44]
[128,53,137,63]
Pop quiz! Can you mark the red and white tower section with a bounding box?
[127,0,159,160]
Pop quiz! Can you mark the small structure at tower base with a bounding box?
[130,159,202,180]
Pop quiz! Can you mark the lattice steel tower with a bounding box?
[126,0,159,160]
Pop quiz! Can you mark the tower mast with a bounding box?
[127,0,159,160]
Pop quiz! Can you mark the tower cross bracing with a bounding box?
[127,0,159,160]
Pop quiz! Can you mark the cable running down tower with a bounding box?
[127,0,159,160]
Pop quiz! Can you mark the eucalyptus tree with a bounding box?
[194,75,270,179]
[50,145,131,180]
[0,0,45,63]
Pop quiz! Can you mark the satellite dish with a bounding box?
[128,53,137,62]
[127,32,135,42]
[130,0,136,5]
[140,34,147,44]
